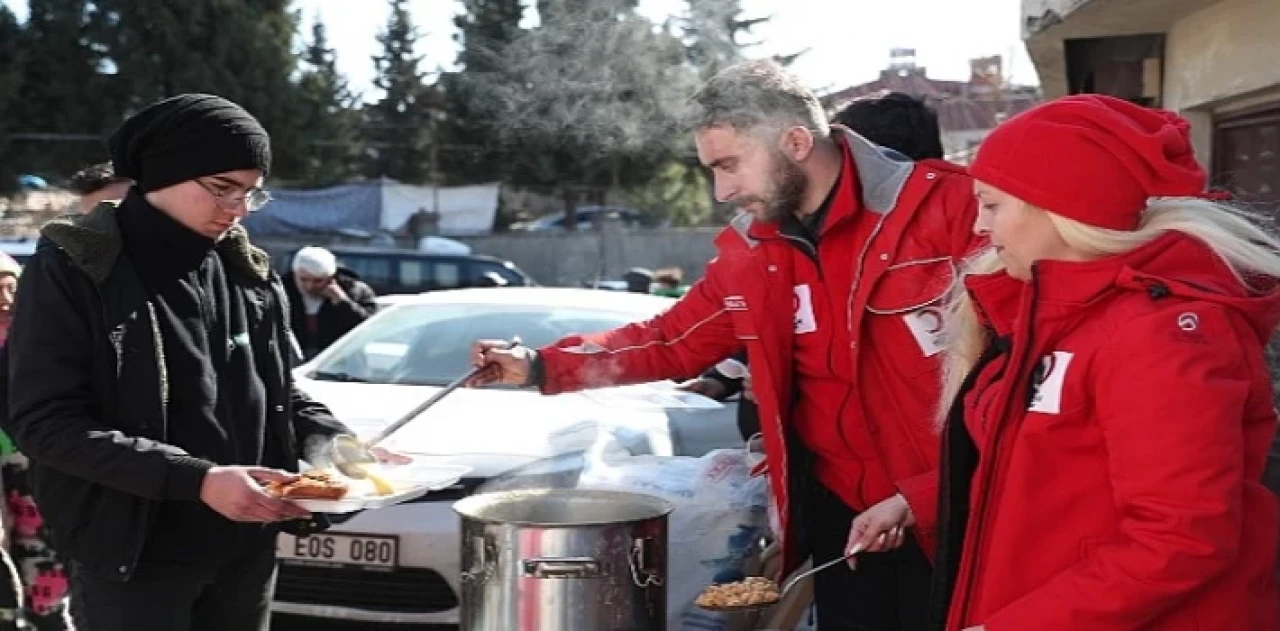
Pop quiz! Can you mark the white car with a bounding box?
[271,287,742,625]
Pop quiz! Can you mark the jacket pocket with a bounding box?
[865,258,956,373]
[865,257,956,315]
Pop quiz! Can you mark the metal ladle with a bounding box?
[696,550,855,613]
[698,530,895,613]
[331,338,520,479]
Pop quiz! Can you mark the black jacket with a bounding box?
[1,203,350,582]
[282,269,377,360]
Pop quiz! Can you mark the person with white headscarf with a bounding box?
[284,246,378,360]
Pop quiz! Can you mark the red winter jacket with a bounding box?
[537,130,980,576]
[926,232,1280,630]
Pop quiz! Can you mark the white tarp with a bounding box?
[380,181,501,236]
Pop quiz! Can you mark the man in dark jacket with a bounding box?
[283,246,378,360]
[3,94,357,631]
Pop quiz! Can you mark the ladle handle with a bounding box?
[363,337,519,448]
[781,550,856,596]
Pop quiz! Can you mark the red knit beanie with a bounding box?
[969,94,1210,231]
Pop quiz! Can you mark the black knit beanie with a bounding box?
[108,94,272,193]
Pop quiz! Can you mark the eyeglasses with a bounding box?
[196,179,273,212]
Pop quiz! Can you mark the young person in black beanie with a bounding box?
[1,94,366,630]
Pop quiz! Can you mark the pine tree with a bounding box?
[363,0,438,184]
[439,0,526,184]
[488,0,697,227]
[456,0,525,75]
[680,0,800,224]
[682,0,768,78]
[8,0,117,180]
[537,0,637,22]
[295,18,363,187]
[0,5,25,193]
[91,0,310,181]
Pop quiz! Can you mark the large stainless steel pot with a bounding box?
[454,489,672,631]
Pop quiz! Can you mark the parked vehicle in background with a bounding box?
[0,239,37,266]
[511,205,663,231]
[264,245,536,295]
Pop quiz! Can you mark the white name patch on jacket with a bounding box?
[793,285,817,334]
[903,307,946,357]
[1028,351,1074,414]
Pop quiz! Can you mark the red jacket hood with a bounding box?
[968,231,1280,343]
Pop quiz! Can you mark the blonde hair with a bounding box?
[938,198,1280,424]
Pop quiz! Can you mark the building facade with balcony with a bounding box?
[1023,0,1280,205]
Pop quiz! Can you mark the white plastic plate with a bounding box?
[288,463,472,514]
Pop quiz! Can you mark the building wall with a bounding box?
[1163,0,1280,162]
[1022,0,1218,98]
[1165,0,1280,111]
[1022,0,1280,165]
[1022,0,1097,38]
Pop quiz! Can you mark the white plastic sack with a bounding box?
[576,445,769,631]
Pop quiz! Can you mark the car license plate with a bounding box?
[277,533,399,569]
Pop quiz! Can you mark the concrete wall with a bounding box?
[457,226,723,287]
[1164,0,1280,111]
[1022,0,1218,98]
[1164,0,1280,161]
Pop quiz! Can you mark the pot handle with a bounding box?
[630,538,664,588]
[522,557,601,579]
[461,536,497,584]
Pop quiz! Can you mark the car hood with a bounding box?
[294,377,719,478]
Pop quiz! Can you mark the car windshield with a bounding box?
[308,302,640,386]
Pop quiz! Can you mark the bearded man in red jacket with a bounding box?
[470,59,981,630]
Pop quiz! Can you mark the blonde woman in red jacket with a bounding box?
[847,94,1280,630]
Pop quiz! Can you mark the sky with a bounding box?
[4,0,1039,100]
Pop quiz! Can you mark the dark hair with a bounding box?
[653,267,682,287]
[833,92,945,161]
[67,162,130,195]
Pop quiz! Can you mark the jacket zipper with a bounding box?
[786,210,892,468]
[94,283,155,579]
[195,261,239,460]
[954,270,1042,625]
[267,282,298,457]
[780,234,822,279]
[836,211,891,460]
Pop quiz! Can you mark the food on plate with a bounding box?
[265,470,349,500]
[694,576,780,609]
[362,466,396,496]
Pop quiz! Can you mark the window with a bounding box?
[1214,105,1280,211]
[1065,34,1165,107]
[432,261,463,289]
[337,255,393,289]
[398,259,429,290]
